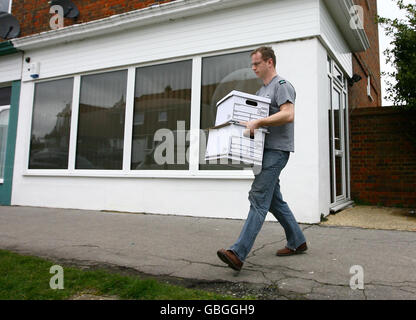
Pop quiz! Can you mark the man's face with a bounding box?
[251,52,273,80]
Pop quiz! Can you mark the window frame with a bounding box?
[24,46,263,179]
[76,68,128,170]
[0,105,10,184]
[27,77,75,171]
[327,57,351,205]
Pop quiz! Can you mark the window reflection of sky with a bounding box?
[135,60,192,98]
[32,78,73,138]
[80,70,127,108]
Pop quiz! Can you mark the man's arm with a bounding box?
[240,102,294,135]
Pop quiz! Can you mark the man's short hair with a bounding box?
[250,46,276,67]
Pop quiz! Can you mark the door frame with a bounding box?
[0,81,20,205]
[327,57,351,208]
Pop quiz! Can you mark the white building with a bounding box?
[6,0,369,223]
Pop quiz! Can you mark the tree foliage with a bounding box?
[378,0,416,109]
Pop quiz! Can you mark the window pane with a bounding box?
[0,109,9,179]
[0,0,10,12]
[200,51,262,170]
[335,156,343,197]
[343,92,349,197]
[327,56,331,74]
[328,76,334,204]
[131,60,192,170]
[332,87,342,150]
[77,70,127,169]
[334,66,343,84]
[29,78,73,169]
[0,86,11,106]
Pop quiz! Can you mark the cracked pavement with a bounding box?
[1,205,415,300]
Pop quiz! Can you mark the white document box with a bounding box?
[215,90,271,126]
[205,121,268,166]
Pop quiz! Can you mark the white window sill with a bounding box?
[23,169,256,180]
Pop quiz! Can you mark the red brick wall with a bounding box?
[350,107,416,208]
[9,0,175,39]
[348,0,382,108]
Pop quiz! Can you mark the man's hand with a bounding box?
[239,119,262,137]
[239,102,294,137]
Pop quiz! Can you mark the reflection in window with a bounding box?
[0,109,9,179]
[200,51,262,170]
[334,66,343,84]
[131,60,192,170]
[29,79,73,169]
[134,112,144,125]
[0,86,11,106]
[158,111,168,122]
[332,87,342,150]
[0,83,9,179]
[76,70,127,169]
[328,76,333,203]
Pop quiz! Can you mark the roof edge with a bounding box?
[11,0,261,51]
[323,0,370,52]
[0,40,20,56]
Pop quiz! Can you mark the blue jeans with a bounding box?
[229,149,306,262]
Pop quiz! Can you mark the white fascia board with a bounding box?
[11,0,262,51]
[323,0,370,52]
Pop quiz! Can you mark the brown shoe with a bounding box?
[217,249,243,271]
[276,242,308,256]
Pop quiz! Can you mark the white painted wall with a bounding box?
[0,53,22,83]
[319,0,353,77]
[19,0,320,82]
[317,40,332,218]
[269,38,323,223]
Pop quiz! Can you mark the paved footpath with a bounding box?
[1,206,415,300]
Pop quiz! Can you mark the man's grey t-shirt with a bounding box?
[256,75,296,152]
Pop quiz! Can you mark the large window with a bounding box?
[0,0,11,13]
[0,86,11,180]
[28,49,264,175]
[200,51,262,170]
[131,60,192,170]
[76,70,127,169]
[29,79,73,169]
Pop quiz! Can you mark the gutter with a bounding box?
[11,0,262,51]
[0,40,21,56]
[323,0,370,52]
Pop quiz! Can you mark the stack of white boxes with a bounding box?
[205,90,270,166]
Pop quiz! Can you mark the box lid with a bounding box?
[216,90,271,107]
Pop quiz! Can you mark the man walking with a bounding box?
[217,46,307,271]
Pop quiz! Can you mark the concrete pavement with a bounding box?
[1,205,415,300]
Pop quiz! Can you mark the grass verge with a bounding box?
[0,249,238,300]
